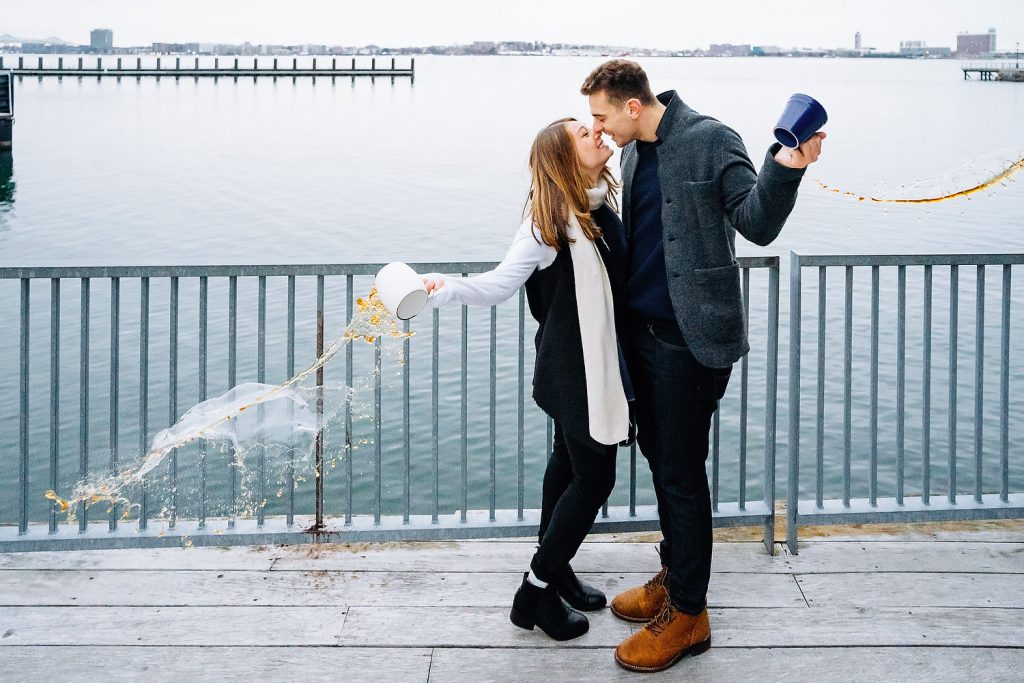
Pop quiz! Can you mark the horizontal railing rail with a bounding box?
[0,257,780,552]
[787,252,1024,552]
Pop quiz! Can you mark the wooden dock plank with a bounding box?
[0,607,345,646]
[341,606,1024,648]
[0,646,432,682]
[0,570,806,608]
[0,546,278,571]
[428,647,1024,682]
[340,606,633,648]
[267,540,774,573]
[797,572,1024,608]
[785,541,1024,573]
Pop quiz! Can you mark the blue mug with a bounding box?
[773,94,827,149]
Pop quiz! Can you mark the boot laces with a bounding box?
[643,566,668,593]
[646,601,674,635]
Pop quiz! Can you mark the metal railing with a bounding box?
[787,253,1024,552]
[0,257,781,552]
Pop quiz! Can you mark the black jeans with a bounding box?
[532,422,617,581]
[626,315,731,615]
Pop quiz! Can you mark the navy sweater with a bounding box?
[627,139,676,321]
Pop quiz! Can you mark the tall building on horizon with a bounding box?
[957,28,996,56]
[90,28,113,51]
[855,31,862,51]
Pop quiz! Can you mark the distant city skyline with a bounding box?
[5,0,1024,52]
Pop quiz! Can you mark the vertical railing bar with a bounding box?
[739,267,750,510]
[49,279,60,533]
[973,265,984,504]
[489,305,497,522]
[869,266,879,506]
[287,275,296,526]
[896,266,906,505]
[19,279,30,534]
[168,277,178,529]
[403,317,411,524]
[257,275,266,527]
[344,275,352,525]
[373,335,382,525]
[138,277,149,530]
[948,265,958,504]
[79,278,91,532]
[1000,265,1010,503]
[843,266,852,507]
[517,287,525,521]
[786,254,802,553]
[315,275,325,528]
[227,276,237,528]
[198,276,208,528]
[816,266,826,508]
[432,306,440,524]
[765,264,780,552]
[460,274,468,523]
[109,277,120,530]
[923,265,932,504]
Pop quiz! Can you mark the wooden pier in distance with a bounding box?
[0,55,414,80]
[962,61,1024,82]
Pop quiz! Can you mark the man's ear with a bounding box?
[627,98,642,119]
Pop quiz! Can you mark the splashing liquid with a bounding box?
[46,288,413,518]
[816,149,1024,204]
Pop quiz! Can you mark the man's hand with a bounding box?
[774,131,826,169]
[422,275,445,294]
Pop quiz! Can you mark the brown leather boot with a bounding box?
[614,602,711,673]
[609,565,668,622]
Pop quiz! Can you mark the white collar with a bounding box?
[586,180,608,210]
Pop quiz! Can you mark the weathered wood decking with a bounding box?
[0,523,1021,681]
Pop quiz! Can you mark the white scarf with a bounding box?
[566,181,629,445]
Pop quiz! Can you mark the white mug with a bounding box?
[374,262,428,320]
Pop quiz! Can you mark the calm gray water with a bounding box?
[1,56,1022,526]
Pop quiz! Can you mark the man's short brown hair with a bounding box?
[580,59,656,106]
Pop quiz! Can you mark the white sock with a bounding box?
[526,570,548,588]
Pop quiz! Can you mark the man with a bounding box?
[580,60,824,672]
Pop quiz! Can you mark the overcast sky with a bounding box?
[5,0,1023,52]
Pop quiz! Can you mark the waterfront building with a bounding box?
[710,43,752,57]
[957,28,997,56]
[90,28,113,52]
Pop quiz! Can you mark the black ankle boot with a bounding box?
[509,572,589,641]
[550,564,607,611]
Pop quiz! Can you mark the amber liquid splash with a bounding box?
[46,288,413,518]
[816,153,1023,204]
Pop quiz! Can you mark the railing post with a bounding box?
[764,260,780,553]
[787,252,802,553]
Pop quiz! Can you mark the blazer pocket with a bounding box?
[692,261,745,344]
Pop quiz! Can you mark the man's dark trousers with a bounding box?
[627,314,731,615]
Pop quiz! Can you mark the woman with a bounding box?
[422,118,632,641]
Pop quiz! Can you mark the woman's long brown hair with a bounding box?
[527,118,619,250]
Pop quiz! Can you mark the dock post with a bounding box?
[234,58,238,70]
[332,57,336,70]
[0,57,3,70]
[117,57,122,70]
[293,57,297,71]
[313,57,317,70]
[273,58,277,70]
[137,57,141,70]
[97,57,102,71]
[372,57,376,70]
[58,57,63,70]
[214,57,219,69]
[157,57,161,70]
[18,57,24,70]
[195,57,199,70]
[391,57,395,70]
[352,58,356,70]
[253,58,258,70]
[1,71,12,150]
[176,57,180,69]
